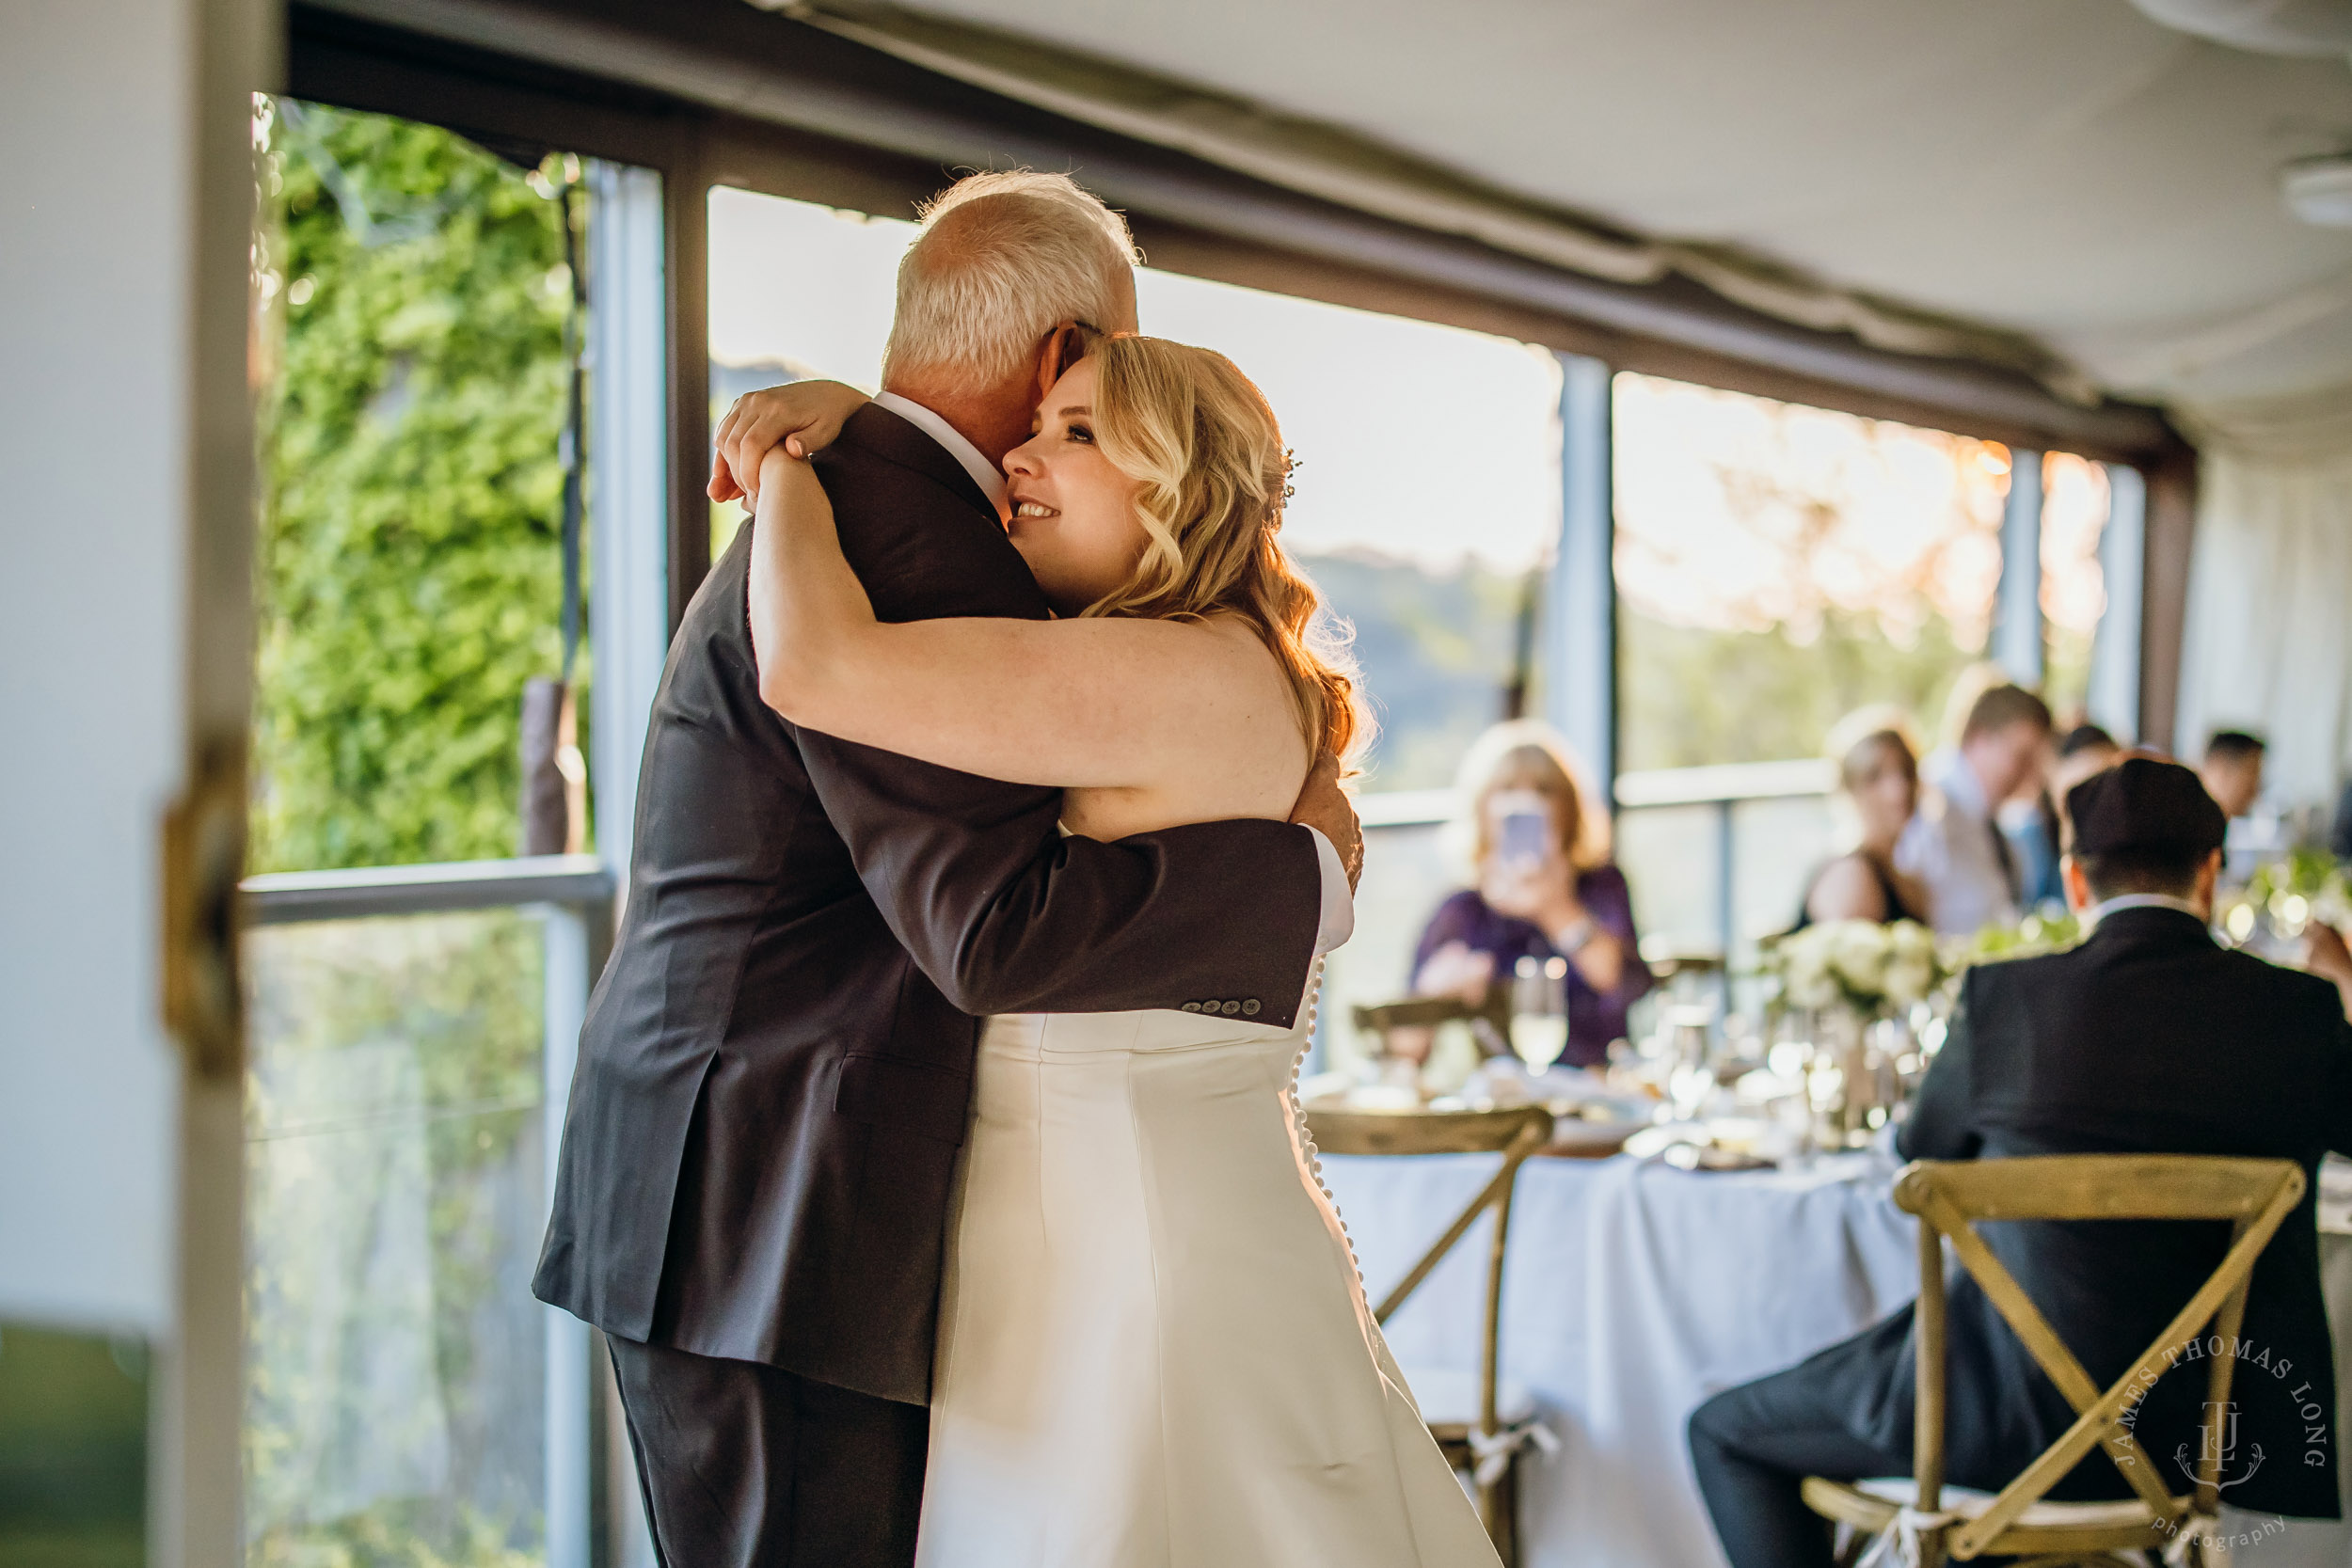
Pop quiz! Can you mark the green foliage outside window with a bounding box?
[252,100,579,873]
[1618,606,1980,771]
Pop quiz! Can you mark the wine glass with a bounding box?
[1509,955,1570,1075]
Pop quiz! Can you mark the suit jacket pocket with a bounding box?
[834,1053,972,1145]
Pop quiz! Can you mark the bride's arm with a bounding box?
[708,379,870,503]
[749,448,1278,791]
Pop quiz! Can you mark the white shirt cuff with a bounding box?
[1304,826,1356,957]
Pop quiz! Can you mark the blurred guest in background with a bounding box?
[1793,707,1928,927]
[2011,721,2120,909]
[2201,729,2267,820]
[1898,684,2051,935]
[1410,721,1652,1069]
[2047,722,2120,816]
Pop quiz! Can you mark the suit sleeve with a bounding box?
[1899,972,1983,1163]
[798,733,1323,1024]
[786,434,1325,1026]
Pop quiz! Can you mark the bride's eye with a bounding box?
[1067,422,1094,445]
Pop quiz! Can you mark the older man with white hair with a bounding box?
[534,170,1359,1568]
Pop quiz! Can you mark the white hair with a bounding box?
[881,171,1138,397]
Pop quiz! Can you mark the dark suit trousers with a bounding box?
[607,1335,929,1568]
[1688,1360,1910,1568]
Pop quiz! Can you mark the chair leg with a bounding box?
[1465,1452,1534,1568]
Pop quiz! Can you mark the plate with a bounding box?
[1660,1142,1776,1173]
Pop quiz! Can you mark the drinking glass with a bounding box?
[1510,955,1570,1073]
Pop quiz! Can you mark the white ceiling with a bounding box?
[893,0,2352,409]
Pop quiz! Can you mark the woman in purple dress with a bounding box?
[1409,721,1652,1069]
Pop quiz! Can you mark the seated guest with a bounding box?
[2012,721,2122,909]
[1410,721,1652,1069]
[2201,728,2267,820]
[1897,683,2052,935]
[1794,707,1929,927]
[1690,757,2352,1568]
[2047,721,2120,818]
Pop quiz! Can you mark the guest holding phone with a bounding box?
[1408,721,1653,1069]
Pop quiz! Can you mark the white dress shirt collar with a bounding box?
[2086,892,2211,930]
[870,391,1009,515]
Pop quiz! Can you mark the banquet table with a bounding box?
[1320,1148,2352,1568]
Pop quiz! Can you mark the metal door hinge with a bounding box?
[163,739,246,1083]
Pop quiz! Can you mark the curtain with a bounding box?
[2175,383,2352,808]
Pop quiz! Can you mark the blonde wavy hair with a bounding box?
[1080,335,1365,768]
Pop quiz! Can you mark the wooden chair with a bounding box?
[1304,1102,1555,1565]
[1351,984,1514,1060]
[1802,1154,2308,1566]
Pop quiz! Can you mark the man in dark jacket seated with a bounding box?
[1690,757,2352,1568]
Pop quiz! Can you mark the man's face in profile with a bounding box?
[1972,720,2050,805]
[2203,752,2264,819]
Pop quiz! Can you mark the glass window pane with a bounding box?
[243,909,548,1567]
[706,185,1564,792]
[2041,452,2113,722]
[1613,372,2008,771]
[253,99,586,873]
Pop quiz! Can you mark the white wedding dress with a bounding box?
[913,961,1503,1567]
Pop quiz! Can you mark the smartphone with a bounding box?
[1499,808,1550,870]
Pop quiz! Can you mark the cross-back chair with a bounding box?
[1304,1102,1555,1565]
[1351,982,1513,1061]
[1801,1154,2308,1567]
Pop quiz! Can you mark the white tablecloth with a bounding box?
[1320,1150,2352,1567]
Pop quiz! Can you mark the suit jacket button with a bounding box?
[1220,1000,1241,1015]
[1181,1001,1202,1012]
[1242,999,1261,1016]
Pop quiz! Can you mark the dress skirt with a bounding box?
[913,976,1502,1568]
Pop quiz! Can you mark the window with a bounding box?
[1613,373,2009,773]
[707,186,1563,793]
[247,97,602,1568]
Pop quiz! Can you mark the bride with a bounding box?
[744,336,1502,1568]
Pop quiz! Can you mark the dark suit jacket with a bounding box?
[1820,906,2352,1516]
[534,404,1325,1404]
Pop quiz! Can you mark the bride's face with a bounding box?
[1002,358,1149,615]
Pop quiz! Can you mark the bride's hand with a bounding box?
[709,379,871,504]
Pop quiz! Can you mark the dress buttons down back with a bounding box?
[1241,999,1261,1016]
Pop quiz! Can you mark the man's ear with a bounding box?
[2060,854,2092,915]
[2196,847,2225,911]
[1034,320,1097,400]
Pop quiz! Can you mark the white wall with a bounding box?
[5,4,265,1562]
[0,0,203,1338]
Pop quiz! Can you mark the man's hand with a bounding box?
[708,381,871,505]
[2303,921,2352,1022]
[1289,752,1363,891]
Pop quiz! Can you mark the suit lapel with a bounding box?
[839,404,999,523]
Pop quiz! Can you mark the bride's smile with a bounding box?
[1002,357,1150,615]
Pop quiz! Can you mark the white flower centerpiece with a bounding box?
[1758,920,1950,1148]
[1767,918,1945,1018]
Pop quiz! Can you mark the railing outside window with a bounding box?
[240,857,612,1568]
